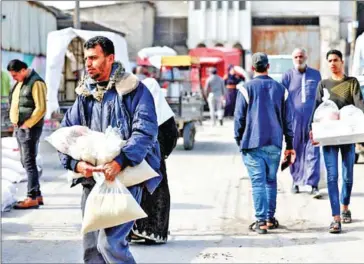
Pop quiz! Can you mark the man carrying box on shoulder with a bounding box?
[310,49,364,234]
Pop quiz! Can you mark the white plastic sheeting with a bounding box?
[137,46,177,59]
[1,1,56,56]
[138,46,177,69]
[45,28,131,119]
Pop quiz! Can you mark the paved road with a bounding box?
[2,120,364,263]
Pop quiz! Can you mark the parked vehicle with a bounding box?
[267,55,293,83]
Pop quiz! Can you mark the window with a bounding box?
[228,0,233,10]
[239,1,246,10]
[206,1,211,9]
[217,0,222,9]
[154,17,188,47]
[194,0,201,9]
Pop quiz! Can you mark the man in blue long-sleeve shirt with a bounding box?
[234,52,296,234]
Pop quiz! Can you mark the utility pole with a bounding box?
[350,0,358,75]
[73,0,80,29]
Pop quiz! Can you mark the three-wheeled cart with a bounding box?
[157,56,204,150]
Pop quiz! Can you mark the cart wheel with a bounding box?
[355,154,359,164]
[183,122,196,150]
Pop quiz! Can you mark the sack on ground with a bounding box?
[2,157,26,175]
[81,173,147,234]
[1,168,23,183]
[1,137,18,150]
[1,179,17,212]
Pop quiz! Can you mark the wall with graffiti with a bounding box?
[1,49,47,97]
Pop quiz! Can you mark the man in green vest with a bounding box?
[7,59,47,209]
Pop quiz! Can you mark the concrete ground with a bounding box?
[2,120,364,263]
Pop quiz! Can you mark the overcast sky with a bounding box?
[40,1,118,10]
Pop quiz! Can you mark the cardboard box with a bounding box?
[312,119,364,146]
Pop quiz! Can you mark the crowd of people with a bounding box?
[234,48,364,235]
[5,34,364,263]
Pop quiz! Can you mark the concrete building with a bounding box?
[188,1,356,77]
[72,1,156,61]
[1,1,57,80]
[153,1,189,54]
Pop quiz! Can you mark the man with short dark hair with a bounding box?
[234,52,296,234]
[310,49,364,234]
[204,67,226,126]
[58,36,161,263]
[7,59,47,209]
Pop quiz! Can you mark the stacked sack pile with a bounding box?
[1,137,43,212]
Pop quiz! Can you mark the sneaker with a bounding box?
[311,186,322,199]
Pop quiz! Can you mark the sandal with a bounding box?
[267,217,280,230]
[249,221,268,234]
[341,210,352,224]
[329,220,342,234]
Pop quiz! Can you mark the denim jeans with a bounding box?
[15,126,42,198]
[323,144,355,216]
[81,182,143,264]
[242,145,282,222]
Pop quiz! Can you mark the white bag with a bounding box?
[340,105,364,121]
[45,125,90,159]
[313,100,340,122]
[47,126,159,186]
[1,179,17,212]
[81,173,147,235]
[313,89,340,123]
[1,137,18,150]
[2,148,21,160]
[69,160,158,187]
[1,168,23,183]
[2,157,26,175]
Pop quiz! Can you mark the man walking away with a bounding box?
[234,52,296,234]
[204,67,226,126]
[310,50,364,234]
[282,48,322,198]
[7,59,47,209]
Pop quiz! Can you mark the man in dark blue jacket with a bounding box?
[234,52,296,234]
[58,36,161,263]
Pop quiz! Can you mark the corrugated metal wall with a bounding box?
[252,26,321,70]
[1,1,57,56]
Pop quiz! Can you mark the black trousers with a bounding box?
[15,126,42,198]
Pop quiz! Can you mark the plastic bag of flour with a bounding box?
[48,126,159,187]
[81,172,147,234]
[339,105,364,121]
[69,159,159,187]
[1,179,17,212]
[313,88,340,122]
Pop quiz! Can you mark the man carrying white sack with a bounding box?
[58,36,161,263]
[309,49,364,234]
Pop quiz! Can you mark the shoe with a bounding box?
[311,187,322,199]
[292,185,299,194]
[249,220,268,234]
[13,197,39,209]
[219,119,223,126]
[36,196,44,205]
